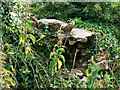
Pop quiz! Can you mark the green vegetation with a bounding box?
[1,1,120,89]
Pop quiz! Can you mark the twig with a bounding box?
[63,37,68,46]
[66,49,79,88]
[72,49,79,70]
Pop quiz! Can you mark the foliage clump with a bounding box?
[1,1,120,89]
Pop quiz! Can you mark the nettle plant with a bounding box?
[2,1,120,89]
[2,2,44,89]
[2,1,69,89]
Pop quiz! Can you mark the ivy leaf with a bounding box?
[28,34,35,44]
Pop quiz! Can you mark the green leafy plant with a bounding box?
[1,1,120,89]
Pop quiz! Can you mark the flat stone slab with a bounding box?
[31,17,94,43]
[71,28,94,42]
[37,19,67,26]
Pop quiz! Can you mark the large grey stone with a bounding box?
[71,28,94,42]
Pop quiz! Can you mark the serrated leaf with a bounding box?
[28,34,35,44]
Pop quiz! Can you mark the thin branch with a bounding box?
[66,49,79,88]
[72,49,79,70]
[63,37,68,46]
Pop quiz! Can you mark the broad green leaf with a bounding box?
[58,48,64,52]
[86,69,90,76]
[41,34,45,38]
[28,34,35,44]
[59,55,65,63]
[7,51,14,55]
[6,70,13,75]
[50,61,55,69]
[55,66,57,71]
[28,21,34,24]
[19,35,24,44]
[26,46,31,54]
[104,74,107,78]
[22,27,25,34]
[27,24,34,33]
[54,44,58,47]
[100,71,103,75]
[11,65,15,73]
[50,52,55,58]
[109,85,113,88]
[61,46,66,48]
[58,59,62,69]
